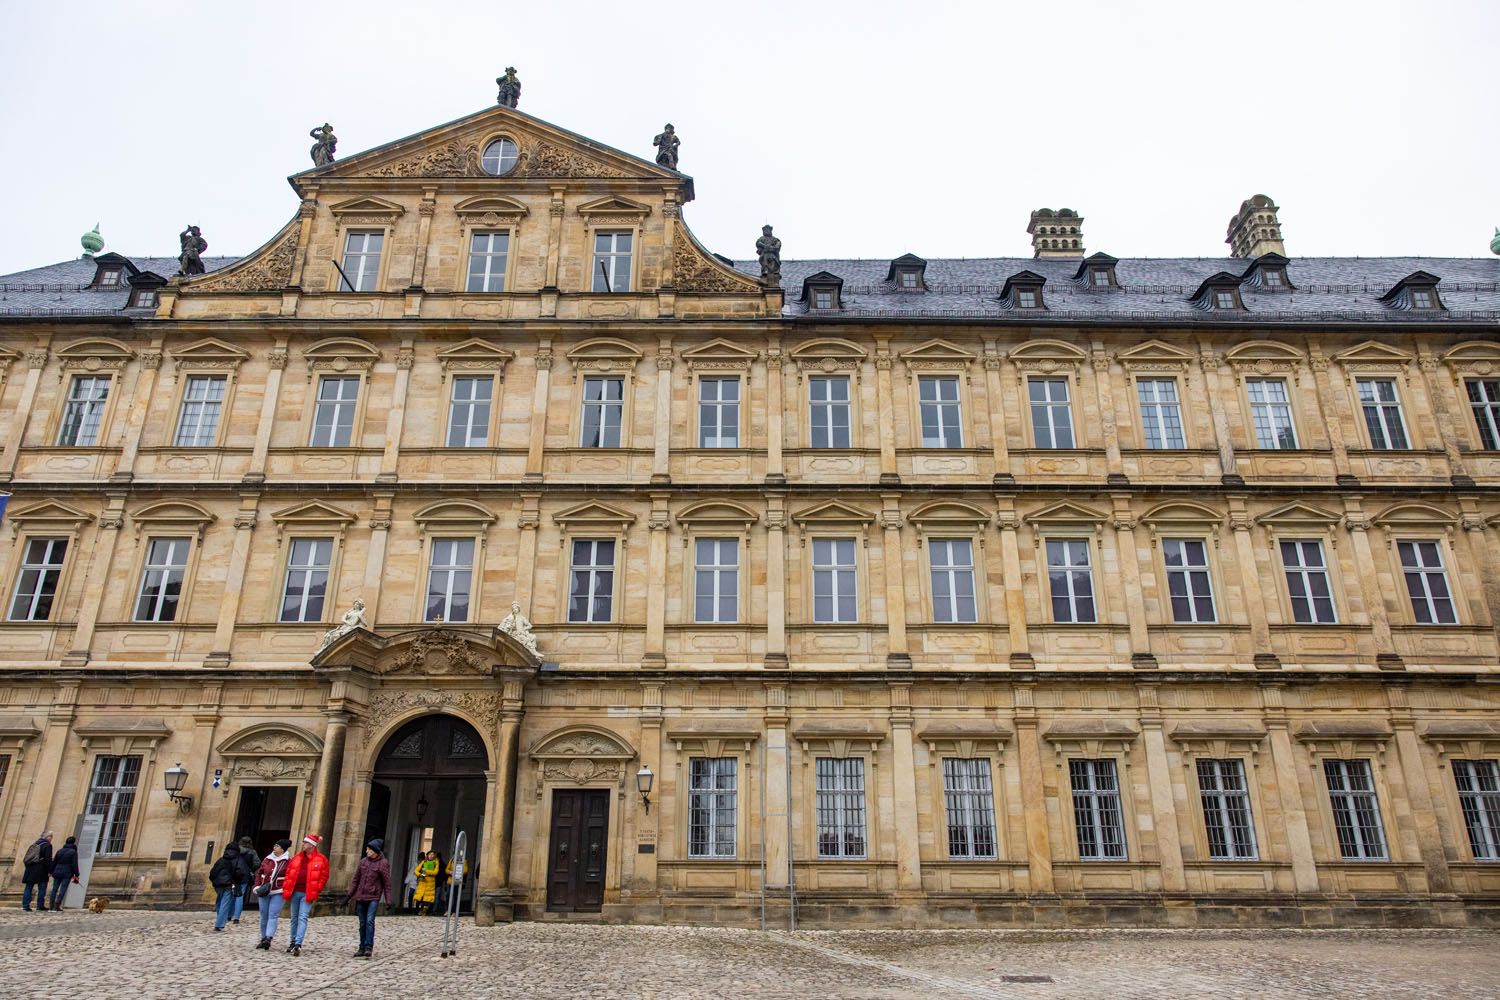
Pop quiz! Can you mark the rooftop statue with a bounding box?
[1491,227,1500,256]
[653,123,680,170]
[309,123,338,167]
[317,599,367,654]
[756,224,782,287]
[496,67,522,108]
[176,225,207,277]
[499,602,540,659]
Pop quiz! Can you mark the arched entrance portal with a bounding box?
[365,714,489,913]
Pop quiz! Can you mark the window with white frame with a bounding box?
[928,538,977,624]
[1196,758,1257,860]
[687,757,737,859]
[1280,539,1337,624]
[811,538,857,624]
[1137,378,1185,449]
[1069,758,1127,860]
[918,376,963,448]
[1323,758,1388,860]
[58,374,111,446]
[693,538,738,624]
[1045,538,1095,623]
[1029,378,1074,448]
[942,758,997,859]
[580,376,624,448]
[446,375,493,447]
[815,757,867,858]
[808,375,851,448]
[8,537,68,621]
[1398,540,1457,625]
[1453,759,1500,861]
[1466,380,1500,450]
[1246,378,1297,449]
[425,538,475,623]
[465,231,509,292]
[591,231,633,292]
[338,231,383,292]
[133,537,190,623]
[86,754,142,855]
[1163,538,1216,623]
[1357,379,1409,450]
[174,375,226,447]
[698,377,740,448]
[310,376,360,447]
[567,539,615,623]
[279,537,332,623]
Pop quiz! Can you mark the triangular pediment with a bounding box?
[791,500,876,525]
[436,339,514,373]
[270,500,357,526]
[1335,341,1413,365]
[6,500,93,526]
[1023,501,1107,526]
[1118,339,1195,365]
[169,338,251,366]
[681,339,759,363]
[577,195,652,219]
[1256,502,1342,529]
[551,501,636,528]
[900,339,976,365]
[293,104,687,191]
[328,196,405,219]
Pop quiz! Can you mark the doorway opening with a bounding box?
[232,786,297,910]
[365,714,488,914]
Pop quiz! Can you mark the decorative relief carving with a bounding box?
[233,512,257,530]
[26,351,48,369]
[396,350,415,370]
[369,517,393,531]
[534,350,554,371]
[655,354,675,372]
[368,141,482,177]
[268,350,289,370]
[543,759,621,784]
[192,228,298,292]
[519,142,626,179]
[358,690,502,751]
[671,232,759,293]
[386,630,490,676]
[140,351,163,370]
[874,353,894,370]
[98,516,125,530]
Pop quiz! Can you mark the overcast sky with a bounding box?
[3,0,1498,274]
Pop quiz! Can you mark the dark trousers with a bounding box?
[48,876,70,910]
[355,900,378,951]
[21,880,44,910]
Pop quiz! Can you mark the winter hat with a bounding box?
[367,838,384,854]
[274,838,292,851]
[302,833,323,848]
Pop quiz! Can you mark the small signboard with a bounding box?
[64,814,104,908]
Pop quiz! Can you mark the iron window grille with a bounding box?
[1397,540,1457,625]
[808,376,852,448]
[1323,759,1388,860]
[87,754,142,855]
[1280,539,1337,624]
[1163,538,1216,623]
[8,537,67,621]
[134,537,190,623]
[942,758,998,859]
[1196,758,1258,860]
[1029,378,1074,448]
[687,757,738,859]
[1069,759,1127,860]
[815,757,867,859]
[568,538,616,623]
[1453,759,1500,861]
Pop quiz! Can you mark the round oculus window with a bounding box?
[481,137,519,176]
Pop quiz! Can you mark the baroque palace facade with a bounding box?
[1,98,1500,927]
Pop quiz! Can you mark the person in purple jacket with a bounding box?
[344,839,392,958]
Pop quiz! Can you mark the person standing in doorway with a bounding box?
[209,841,250,931]
[281,833,329,955]
[231,836,259,925]
[47,836,80,912]
[252,838,292,950]
[345,839,392,958]
[21,832,53,911]
[412,850,439,915]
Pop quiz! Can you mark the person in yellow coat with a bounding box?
[412,850,440,915]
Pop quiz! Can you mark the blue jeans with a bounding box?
[231,879,251,921]
[258,892,285,941]
[288,891,313,946]
[355,900,378,951]
[213,887,237,929]
[48,877,70,911]
[22,881,44,910]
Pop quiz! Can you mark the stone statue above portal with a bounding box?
[317,598,366,653]
[499,602,541,659]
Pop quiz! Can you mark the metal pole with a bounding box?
[441,830,467,957]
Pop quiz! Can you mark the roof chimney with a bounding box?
[1226,195,1285,258]
[1028,208,1084,258]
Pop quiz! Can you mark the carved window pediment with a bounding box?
[674,500,759,533]
[217,724,323,758]
[1257,502,1343,530]
[270,500,358,534]
[6,500,94,534]
[1139,501,1224,539]
[1224,340,1305,381]
[1023,500,1107,532]
[790,338,866,375]
[168,338,251,372]
[453,195,529,227]
[1335,340,1413,375]
[666,729,758,757]
[130,500,217,540]
[1168,722,1267,759]
[412,499,497,531]
[552,500,636,530]
[917,725,1012,757]
[1117,339,1195,375]
[436,339,514,379]
[1008,339,1087,379]
[1370,501,1458,534]
[329,196,406,225]
[1295,721,1393,762]
[577,195,652,226]
[1422,722,1500,764]
[567,338,642,378]
[303,337,380,376]
[1042,719,1139,758]
[1443,341,1500,379]
[75,718,171,757]
[681,338,758,374]
[56,337,133,375]
[528,726,636,791]
[790,500,876,538]
[791,726,884,756]
[899,339,975,374]
[906,500,992,534]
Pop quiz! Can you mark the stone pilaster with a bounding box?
[881,495,910,669]
[246,342,289,482]
[764,340,785,483]
[650,346,673,484]
[1092,346,1126,484]
[111,342,163,481]
[0,347,47,481]
[62,493,128,665]
[206,493,262,666]
[377,342,415,481]
[996,498,1032,667]
[1262,685,1320,893]
[1012,686,1053,891]
[889,683,922,891]
[1110,494,1154,668]
[874,341,899,485]
[1228,495,1278,668]
[524,341,552,480]
[764,495,788,669]
[643,493,669,669]
[982,345,1012,483]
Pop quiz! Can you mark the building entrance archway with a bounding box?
[365,714,488,914]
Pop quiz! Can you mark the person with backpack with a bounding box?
[20,832,53,912]
[47,836,80,912]
[280,833,329,956]
[344,839,392,958]
[251,838,292,950]
[208,841,250,931]
[230,835,260,925]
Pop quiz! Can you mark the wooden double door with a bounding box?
[546,789,609,912]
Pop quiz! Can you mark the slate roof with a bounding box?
[735,255,1500,325]
[0,255,240,317]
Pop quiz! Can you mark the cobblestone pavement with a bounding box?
[0,908,1496,999]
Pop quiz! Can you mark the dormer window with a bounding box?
[1189,272,1246,312]
[800,271,845,312]
[131,289,158,309]
[1377,271,1444,312]
[1262,269,1283,288]
[1017,289,1038,308]
[1241,252,1293,291]
[999,270,1048,311]
[89,252,139,290]
[1074,252,1118,288]
[98,269,121,287]
[1214,290,1237,310]
[886,253,927,292]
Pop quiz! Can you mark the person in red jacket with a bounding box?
[280,833,330,956]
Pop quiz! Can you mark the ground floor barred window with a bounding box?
[87,754,142,855]
[1453,759,1500,861]
[1323,759,1387,861]
[942,758,997,859]
[816,757,867,858]
[1069,758,1126,860]
[1196,758,1257,860]
[687,757,737,859]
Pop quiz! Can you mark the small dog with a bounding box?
[86,897,109,913]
